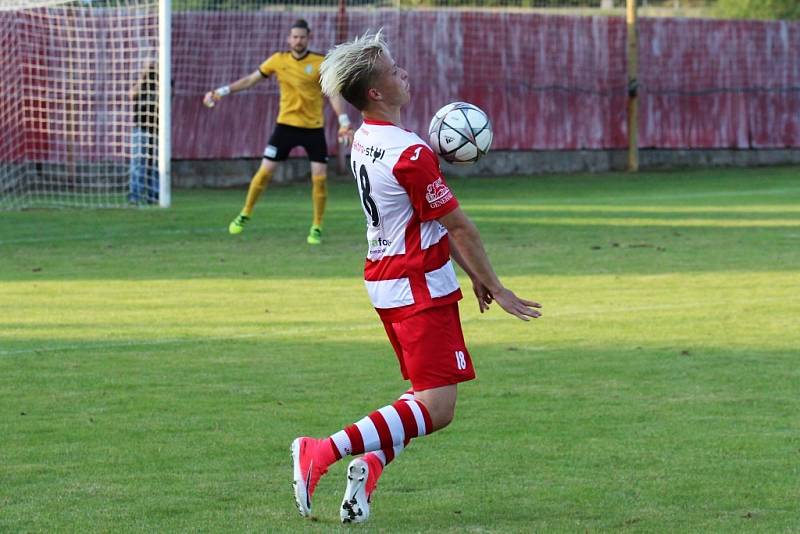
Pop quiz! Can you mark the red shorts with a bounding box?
[382,303,476,391]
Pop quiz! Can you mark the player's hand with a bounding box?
[471,279,494,314]
[202,91,219,108]
[492,287,541,321]
[338,126,354,146]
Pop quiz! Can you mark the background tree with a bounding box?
[716,0,800,20]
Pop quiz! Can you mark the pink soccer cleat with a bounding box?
[340,454,384,524]
[291,437,332,517]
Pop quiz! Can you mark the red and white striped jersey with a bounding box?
[351,118,462,322]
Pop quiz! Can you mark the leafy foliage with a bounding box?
[716,0,800,20]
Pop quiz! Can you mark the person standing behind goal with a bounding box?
[129,61,159,204]
[203,19,354,244]
[289,31,542,524]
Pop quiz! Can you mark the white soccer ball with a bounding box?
[428,102,493,165]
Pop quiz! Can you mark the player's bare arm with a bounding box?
[449,243,493,313]
[439,206,542,321]
[328,93,354,145]
[203,69,265,108]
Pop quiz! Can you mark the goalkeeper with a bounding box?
[203,19,353,244]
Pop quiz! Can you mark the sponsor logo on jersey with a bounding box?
[425,177,453,208]
[369,237,392,256]
[304,64,314,74]
[369,237,392,248]
[364,145,385,163]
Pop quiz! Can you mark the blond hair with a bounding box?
[320,30,389,110]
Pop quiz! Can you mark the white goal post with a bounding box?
[0,0,171,209]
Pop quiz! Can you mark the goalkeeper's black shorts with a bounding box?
[263,123,328,163]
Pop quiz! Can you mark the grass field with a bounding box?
[1,167,799,533]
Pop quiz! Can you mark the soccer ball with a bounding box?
[428,102,493,165]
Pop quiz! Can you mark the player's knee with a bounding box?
[426,399,456,432]
[432,410,454,432]
[415,384,458,432]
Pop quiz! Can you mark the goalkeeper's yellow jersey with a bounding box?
[259,51,325,129]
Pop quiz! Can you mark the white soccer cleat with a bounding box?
[340,457,370,524]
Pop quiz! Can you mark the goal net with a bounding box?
[0,0,168,210]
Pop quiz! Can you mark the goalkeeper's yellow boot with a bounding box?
[228,213,250,235]
[306,225,322,245]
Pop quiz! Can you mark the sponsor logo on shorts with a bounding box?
[264,145,278,158]
[425,177,452,208]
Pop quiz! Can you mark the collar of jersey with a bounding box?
[362,118,397,126]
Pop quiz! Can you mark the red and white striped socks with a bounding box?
[361,390,415,471]
[328,389,432,461]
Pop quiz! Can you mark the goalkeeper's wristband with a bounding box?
[215,85,231,97]
[338,113,351,128]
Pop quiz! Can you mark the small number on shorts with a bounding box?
[455,350,467,370]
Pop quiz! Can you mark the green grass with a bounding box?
[1,167,799,533]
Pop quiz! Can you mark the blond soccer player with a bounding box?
[289,31,542,524]
[203,19,353,244]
